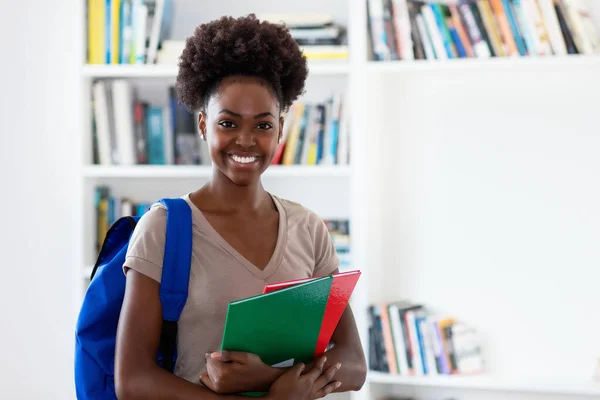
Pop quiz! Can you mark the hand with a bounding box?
[199,350,277,394]
[312,358,342,399]
[267,357,341,400]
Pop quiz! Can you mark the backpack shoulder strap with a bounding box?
[156,197,192,372]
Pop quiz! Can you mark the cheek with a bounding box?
[260,133,279,148]
[207,131,228,150]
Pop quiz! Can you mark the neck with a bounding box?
[205,168,270,213]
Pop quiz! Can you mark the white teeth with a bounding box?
[230,154,257,164]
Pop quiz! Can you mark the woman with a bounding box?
[114,14,366,400]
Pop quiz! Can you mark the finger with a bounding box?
[313,363,341,390]
[205,357,222,378]
[304,357,327,382]
[313,381,342,399]
[211,350,255,363]
[291,362,305,377]
[199,371,217,392]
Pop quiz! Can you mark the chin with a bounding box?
[226,172,257,186]
[217,153,271,185]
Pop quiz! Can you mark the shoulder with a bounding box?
[133,203,167,234]
[132,195,190,233]
[271,194,324,232]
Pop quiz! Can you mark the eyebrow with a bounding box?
[218,109,275,119]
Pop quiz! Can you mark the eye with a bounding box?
[256,122,273,130]
[218,120,236,128]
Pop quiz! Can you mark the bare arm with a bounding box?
[312,302,367,392]
[114,269,247,400]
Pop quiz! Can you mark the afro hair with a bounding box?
[175,14,308,114]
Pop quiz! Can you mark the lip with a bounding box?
[227,151,262,157]
[227,153,262,168]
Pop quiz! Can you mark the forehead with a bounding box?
[209,76,279,115]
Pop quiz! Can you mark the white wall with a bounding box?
[0,0,80,398]
[365,58,600,399]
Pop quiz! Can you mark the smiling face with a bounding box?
[199,76,284,186]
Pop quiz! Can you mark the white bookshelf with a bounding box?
[82,61,350,78]
[82,165,351,178]
[368,372,600,397]
[365,53,600,72]
[77,1,600,400]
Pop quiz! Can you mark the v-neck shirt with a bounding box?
[191,192,287,280]
[123,193,340,384]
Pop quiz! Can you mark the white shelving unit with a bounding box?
[77,1,600,400]
[82,61,351,77]
[82,164,352,179]
[368,372,600,397]
[365,53,600,72]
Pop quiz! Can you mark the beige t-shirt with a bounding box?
[123,193,339,384]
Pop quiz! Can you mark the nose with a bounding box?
[235,128,256,148]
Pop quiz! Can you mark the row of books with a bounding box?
[92,80,208,166]
[262,13,348,61]
[367,0,600,61]
[157,13,350,64]
[87,0,173,65]
[369,302,485,376]
[91,79,349,166]
[94,187,152,251]
[272,94,350,166]
[157,41,350,65]
[323,220,351,270]
[94,186,351,263]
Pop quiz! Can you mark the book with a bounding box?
[262,270,361,355]
[368,301,485,376]
[220,270,361,367]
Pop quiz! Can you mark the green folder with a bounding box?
[220,276,333,396]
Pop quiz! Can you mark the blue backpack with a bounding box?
[74,198,192,399]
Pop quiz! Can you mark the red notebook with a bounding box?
[262,270,361,356]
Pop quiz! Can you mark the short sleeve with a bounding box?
[308,211,340,277]
[123,204,167,283]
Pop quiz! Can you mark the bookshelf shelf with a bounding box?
[368,372,600,396]
[366,54,600,73]
[74,1,600,400]
[82,61,350,78]
[82,165,351,179]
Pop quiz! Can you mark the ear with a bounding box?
[278,116,284,143]
[198,111,207,141]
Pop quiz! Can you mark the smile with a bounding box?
[229,154,259,164]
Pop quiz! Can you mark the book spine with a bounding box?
[392,0,415,60]
[450,4,475,57]
[554,0,579,54]
[502,0,529,55]
[538,0,568,55]
[459,1,492,58]
[379,304,399,374]
[87,0,106,64]
[367,0,391,60]
[523,0,553,55]
[469,0,497,57]
[489,0,520,56]
[416,13,437,60]
[422,4,448,59]
[478,0,507,56]
[432,4,457,58]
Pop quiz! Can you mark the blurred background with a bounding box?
[2,0,600,399]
